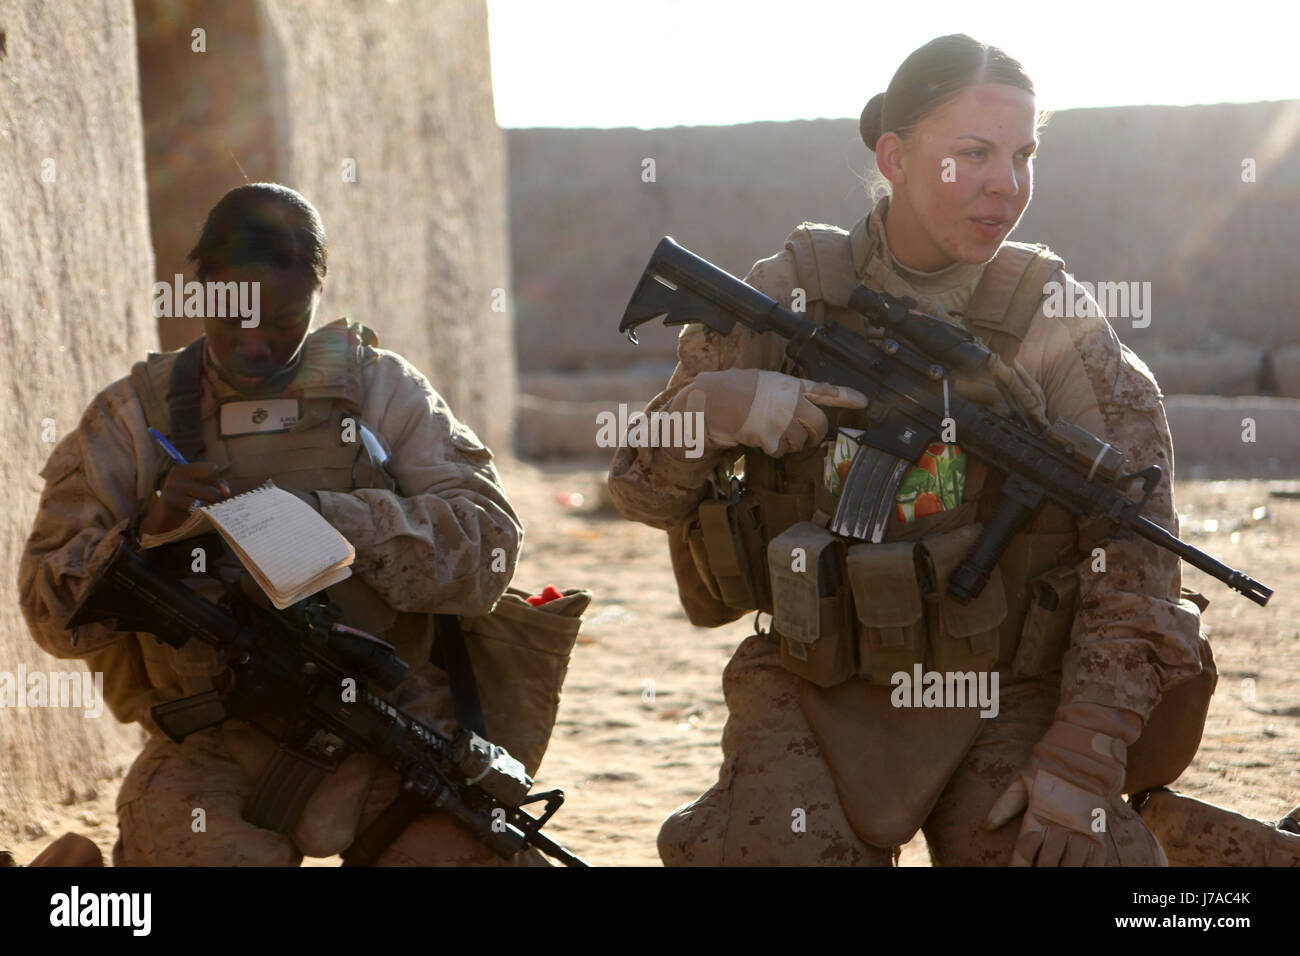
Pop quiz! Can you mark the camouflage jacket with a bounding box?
[18,328,522,728]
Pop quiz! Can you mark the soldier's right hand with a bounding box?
[139,462,232,536]
[668,368,867,458]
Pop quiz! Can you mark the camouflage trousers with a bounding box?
[115,663,548,867]
[659,634,1165,866]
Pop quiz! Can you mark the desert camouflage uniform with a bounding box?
[18,326,532,866]
[610,199,1201,866]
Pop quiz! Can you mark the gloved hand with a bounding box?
[984,700,1142,866]
[952,355,1048,428]
[667,368,867,459]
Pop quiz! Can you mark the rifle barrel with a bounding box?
[527,830,591,867]
[1132,515,1272,606]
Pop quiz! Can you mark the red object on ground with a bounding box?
[527,585,565,607]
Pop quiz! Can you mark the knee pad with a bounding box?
[1104,799,1169,866]
[658,797,725,867]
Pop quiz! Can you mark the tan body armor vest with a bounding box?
[676,223,1213,817]
[684,222,1074,682]
[96,319,410,725]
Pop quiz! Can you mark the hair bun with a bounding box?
[860,93,886,151]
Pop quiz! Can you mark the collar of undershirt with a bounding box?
[856,196,987,323]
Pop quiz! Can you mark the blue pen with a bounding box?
[148,427,189,465]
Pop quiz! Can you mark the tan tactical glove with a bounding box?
[984,700,1141,866]
[951,355,1049,429]
[994,355,1049,428]
[667,368,867,459]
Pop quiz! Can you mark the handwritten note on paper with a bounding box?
[141,481,355,608]
[205,487,354,592]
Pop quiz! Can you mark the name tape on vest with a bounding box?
[219,399,301,436]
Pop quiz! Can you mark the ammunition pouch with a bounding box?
[768,523,853,686]
[696,497,770,613]
[846,540,925,685]
[680,485,1081,691]
[843,523,1006,686]
[684,521,722,602]
[749,484,813,545]
[919,523,1006,677]
[1011,565,1079,678]
[667,521,746,628]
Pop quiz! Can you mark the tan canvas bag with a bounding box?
[458,587,592,777]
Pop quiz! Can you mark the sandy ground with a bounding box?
[7,464,1298,867]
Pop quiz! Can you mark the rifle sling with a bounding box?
[337,615,487,865]
[431,613,487,738]
[339,787,427,867]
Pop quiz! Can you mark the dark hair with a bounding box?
[860,34,1036,152]
[187,183,328,284]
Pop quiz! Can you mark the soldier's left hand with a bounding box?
[983,700,1141,866]
[951,356,1048,428]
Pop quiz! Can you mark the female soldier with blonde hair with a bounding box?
[609,33,1208,866]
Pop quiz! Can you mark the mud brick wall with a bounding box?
[0,0,154,837]
[508,101,1300,383]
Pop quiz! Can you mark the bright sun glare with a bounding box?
[487,0,1300,129]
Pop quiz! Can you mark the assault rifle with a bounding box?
[66,538,589,866]
[620,237,1271,607]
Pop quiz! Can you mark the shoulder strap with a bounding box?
[962,242,1065,363]
[130,350,180,434]
[290,318,373,409]
[783,222,859,310]
[167,339,207,461]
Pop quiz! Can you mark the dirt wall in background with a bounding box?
[257,0,514,452]
[0,0,155,839]
[136,0,277,351]
[508,101,1300,383]
[137,0,515,451]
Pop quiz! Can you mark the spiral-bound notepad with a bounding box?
[140,481,355,609]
